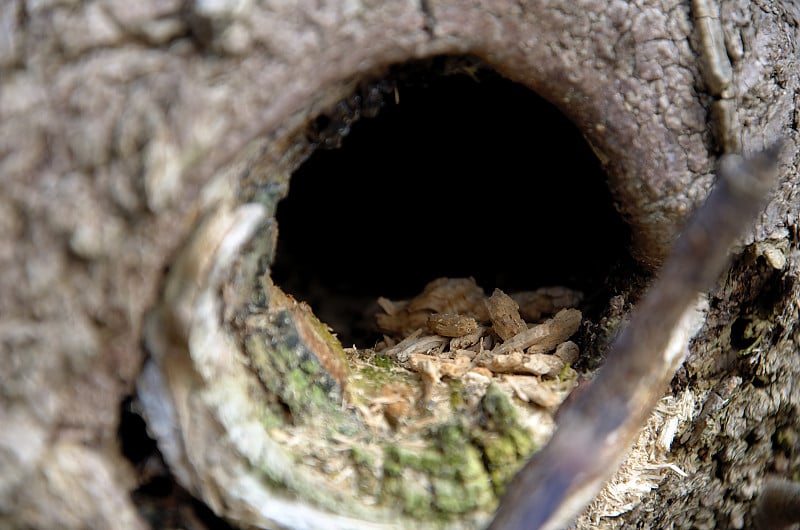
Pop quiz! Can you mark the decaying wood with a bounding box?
[486,289,527,341]
[427,312,479,338]
[510,288,584,323]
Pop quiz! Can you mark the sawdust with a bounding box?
[351,277,584,433]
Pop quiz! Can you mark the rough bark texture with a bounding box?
[1,0,798,529]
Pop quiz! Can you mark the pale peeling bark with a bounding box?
[1,0,799,529]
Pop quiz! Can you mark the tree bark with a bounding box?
[1,1,798,529]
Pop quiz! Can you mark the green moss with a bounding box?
[471,383,536,494]
[431,478,474,514]
[384,444,430,475]
[299,359,320,374]
[350,446,381,494]
[480,382,519,431]
[429,425,495,513]
[347,362,417,411]
[381,424,495,518]
[255,400,288,432]
[476,427,533,493]
[353,365,394,389]
[558,361,577,382]
[447,379,467,410]
[242,282,542,522]
[481,433,517,464]
[383,471,432,515]
[351,446,375,467]
[245,331,352,435]
[372,354,394,370]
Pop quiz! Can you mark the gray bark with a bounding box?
[1,0,798,529]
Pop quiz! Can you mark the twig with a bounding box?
[488,143,784,530]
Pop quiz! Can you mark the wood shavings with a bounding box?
[468,367,493,379]
[491,308,582,355]
[573,391,695,528]
[381,330,448,362]
[348,276,589,517]
[380,383,415,427]
[655,416,680,456]
[511,286,583,321]
[373,278,584,405]
[503,375,567,408]
[408,353,471,380]
[377,278,492,336]
[427,313,478,337]
[555,341,580,364]
[375,298,430,336]
[407,353,440,400]
[407,277,490,319]
[486,288,528,340]
[679,374,741,446]
[480,352,565,377]
[449,327,485,350]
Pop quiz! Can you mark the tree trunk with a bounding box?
[1,1,798,529]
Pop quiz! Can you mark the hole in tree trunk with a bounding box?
[271,56,631,348]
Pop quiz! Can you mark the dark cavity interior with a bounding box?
[272,57,631,347]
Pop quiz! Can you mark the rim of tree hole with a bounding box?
[271,56,634,348]
[127,55,657,530]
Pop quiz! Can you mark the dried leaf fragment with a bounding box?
[486,288,527,340]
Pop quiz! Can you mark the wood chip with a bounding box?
[511,287,583,321]
[381,383,415,426]
[554,341,580,364]
[375,302,431,336]
[492,308,582,356]
[481,352,565,376]
[408,353,471,379]
[468,367,493,379]
[427,312,478,337]
[377,296,406,316]
[449,326,485,350]
[486,288,528,340]
[381,331,447,362]
[504,375,564,408]
[407,354,440,400]
[452,348,477,360]
[407,277,490,321]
